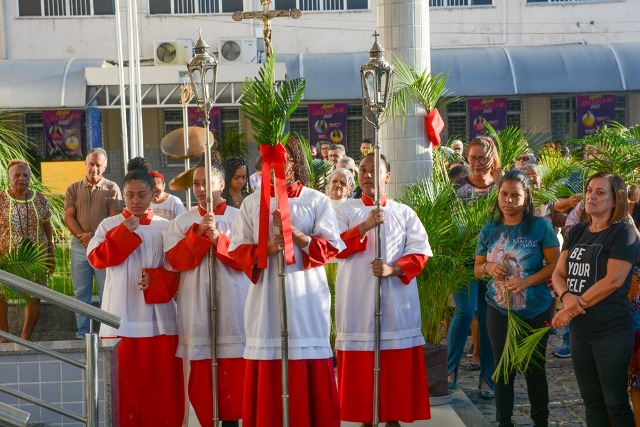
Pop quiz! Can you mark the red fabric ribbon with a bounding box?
[424,108,444,147]
[258,143,295,268]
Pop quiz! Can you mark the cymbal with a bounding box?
[169,167,196,191]
[160,126,212,159]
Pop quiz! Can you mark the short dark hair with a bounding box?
[362,152,391,174]
[361,138,373,145]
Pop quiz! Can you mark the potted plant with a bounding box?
[401,148,496,400]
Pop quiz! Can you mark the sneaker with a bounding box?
[553,346,571,358]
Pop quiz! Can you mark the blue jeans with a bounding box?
[571,327,634,427]
[70,238,106,339]
[561,327,570,347]
[447,280,494,389]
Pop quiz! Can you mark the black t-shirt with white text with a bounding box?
[563,221,640,336]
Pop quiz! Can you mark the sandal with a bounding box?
[469,363,481,371]
[479,389,495,400]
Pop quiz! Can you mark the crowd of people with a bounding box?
[2,131,640,427]
[443,136,640,427]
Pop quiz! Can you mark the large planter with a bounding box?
[423,343,450,402]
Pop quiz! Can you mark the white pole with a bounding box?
[126,0,138,158]
[132,0,144,157]
[114,0,129,167]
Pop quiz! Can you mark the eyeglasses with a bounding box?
[124,192,151,201]
[468,156,490,165]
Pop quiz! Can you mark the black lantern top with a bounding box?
[360,31,393,125]
[187,29,218,112]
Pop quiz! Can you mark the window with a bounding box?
[443,100,467,143]
[19,0,115,17]
[506,99,521,128]
[149,0,243,14]
[162,108,240,167]
[615,95,626,125]
[429,0,491,7]
[550,97,576,141]
[24,112,46,160]
[274,0,367,12]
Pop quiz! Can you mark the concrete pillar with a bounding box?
[377,0,431,198]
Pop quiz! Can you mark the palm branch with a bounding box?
[492,291,550,383]
[240,54,305,147]
[387,56,455,122]
[537,148,583,199]
[298,135,333,191]
[0,241,50,304]
[485,123,529,171]
[578,123,640,183]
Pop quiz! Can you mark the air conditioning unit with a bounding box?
[218,38,257,64]
[154,40,193,66]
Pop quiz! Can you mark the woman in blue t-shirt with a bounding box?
[475,169,560,427]
[551,172,640,427]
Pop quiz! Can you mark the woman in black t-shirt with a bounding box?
[551,172,640,427]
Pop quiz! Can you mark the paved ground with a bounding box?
[455,331,587,426]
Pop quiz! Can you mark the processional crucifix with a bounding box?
[232,2,301,427]
[232,0,302,57]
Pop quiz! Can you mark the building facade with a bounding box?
[0,0,638,191]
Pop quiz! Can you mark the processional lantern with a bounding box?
[360,31,393,126]
[187,30,219,113]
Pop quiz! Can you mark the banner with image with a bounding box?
[43,110,84,160]
[576,94,615,137]
[188,106,222,137]
[308,103,348,146]
[468,98,507,139]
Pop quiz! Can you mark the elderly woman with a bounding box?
[0,159,55,342]
[448,135,501,398]
[552,172,640,427]
[326,167,355,208]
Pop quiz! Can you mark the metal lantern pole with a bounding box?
[187,30,220,427]
[360,31,393,427]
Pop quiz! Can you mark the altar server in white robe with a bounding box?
[334,153,432,426]
[229,138,345,427]
[164,160,249,427]
[88,168,183,427]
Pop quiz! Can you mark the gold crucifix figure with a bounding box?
[232,0,302,58]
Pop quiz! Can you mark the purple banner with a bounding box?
[42,110,84,161]
[468,98,507,139]
[576,95,615,137]
[188,106,221,137]
[308,103,348,146]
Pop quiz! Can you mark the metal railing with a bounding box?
[0,270,121,427]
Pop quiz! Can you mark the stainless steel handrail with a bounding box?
[0,402,30,427]
[0,269,122,427]
[0,270,120,329]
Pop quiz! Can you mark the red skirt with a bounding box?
[116,335,184,427]
[188,358,246,425]
[242,358,340,427]
[337,347,431,423]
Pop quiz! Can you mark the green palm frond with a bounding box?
[0,241,50,303]
[537,148,582,199]
[240,54,306,147]
[578,123,640,183]
[387,56,455,122]
[485,123,529,170]
[492,291,550,384]
[298,135,333,191]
